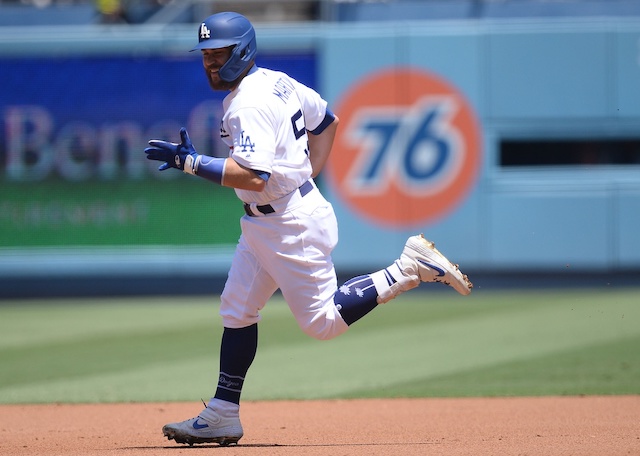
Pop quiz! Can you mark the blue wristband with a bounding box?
[187,155,226,185]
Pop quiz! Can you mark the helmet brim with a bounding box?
[190,39,239,52]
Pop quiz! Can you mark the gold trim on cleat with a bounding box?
[403,233,473,295]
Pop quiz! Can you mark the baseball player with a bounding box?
[144,11,472,447]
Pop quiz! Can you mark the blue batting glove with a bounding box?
[145,127,198,171]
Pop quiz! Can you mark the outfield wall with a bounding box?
[1,18,639,294]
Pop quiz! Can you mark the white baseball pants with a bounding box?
[220,183,349,340]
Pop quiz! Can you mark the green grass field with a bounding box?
[1,288,638,404]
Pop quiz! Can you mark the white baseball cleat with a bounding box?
[162,406,243,447]
[400,234,473,296]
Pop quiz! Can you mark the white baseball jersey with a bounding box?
[221,67,328,205]
[218,66,348,340]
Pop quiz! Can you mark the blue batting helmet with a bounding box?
[191,12,257,82]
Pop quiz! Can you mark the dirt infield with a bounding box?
[1,396,638,455]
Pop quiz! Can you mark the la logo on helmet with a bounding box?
[200,23,211,39]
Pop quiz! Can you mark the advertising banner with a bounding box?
[0,52,316,248]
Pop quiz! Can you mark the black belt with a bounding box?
[244,180,313,217]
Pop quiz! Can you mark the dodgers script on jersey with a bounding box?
[221,67,328,205]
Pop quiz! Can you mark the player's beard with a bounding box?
[206,68,238,91]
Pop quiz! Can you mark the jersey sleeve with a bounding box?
[225,106,276,174]
[294,81,330,133]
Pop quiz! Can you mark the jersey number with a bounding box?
[291,109,309,156]
[291,109,306,140]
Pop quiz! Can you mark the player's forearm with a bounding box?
[308,116,339,178]
[220,158,266,191]
[184,154,225,184]
[186,156,265,191]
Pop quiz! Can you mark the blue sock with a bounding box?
[214,323,258,405]
[333,275,381,325]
